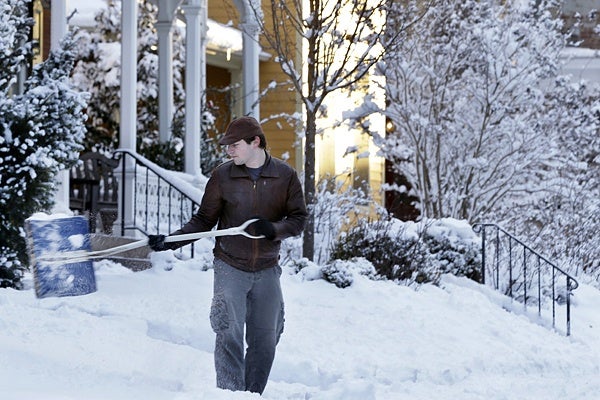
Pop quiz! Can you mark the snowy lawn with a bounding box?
[0,252,598,400]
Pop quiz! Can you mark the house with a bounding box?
[32,0,387,228]
[30,0,600,231]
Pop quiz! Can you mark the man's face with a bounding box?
[225,139,253,165]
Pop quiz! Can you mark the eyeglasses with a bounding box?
[224,143,241,152]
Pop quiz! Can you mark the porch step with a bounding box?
[101,256,152,272]
[90,234,152,271]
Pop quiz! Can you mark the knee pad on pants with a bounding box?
[210,293,230,332]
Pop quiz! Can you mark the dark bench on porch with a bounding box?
[69,152,120,233]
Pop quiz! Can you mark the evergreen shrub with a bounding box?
[321,258,377,288]
[330,217,482,285]
[421,231,482,283]
[0,248,25,289]
[0,3,87,289]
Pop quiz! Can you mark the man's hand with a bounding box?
[251,218,276,240]
[148,234,169,251]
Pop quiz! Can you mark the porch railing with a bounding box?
[473,223,579,336]
[113,149,202,255]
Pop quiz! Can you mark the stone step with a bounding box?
[90,234,152,271]
[101,256,152,272]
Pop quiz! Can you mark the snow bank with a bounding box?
[0,256,598,399]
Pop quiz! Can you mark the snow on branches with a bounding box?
[0,0,88,288]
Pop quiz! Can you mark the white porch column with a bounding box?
[50,0,66,48]
[51,0,70,214]
[156,0,184,143]
[240,20,260,118]
[117,0,138,236]
[181,0,207,176]
[120,0,137,151]
[156,21,175,143]
[233,0,262,119]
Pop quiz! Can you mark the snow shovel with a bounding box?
[25,215,98,299]
[37,218,264,264]
[26,217,263,298]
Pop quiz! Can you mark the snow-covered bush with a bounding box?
[287,258,323,282]
[0,247,24,289]
[280,174,373,266]
[330,217,422,282]
[419,220,482,283]
[311,175,373,264]
[330,217,482,285]
[321,258,377,288]
[0,1,88,288]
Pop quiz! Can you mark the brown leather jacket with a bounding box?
[171,152,307,272]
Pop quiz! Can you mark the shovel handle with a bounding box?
[163,218,264,243]
[37,219,264,264]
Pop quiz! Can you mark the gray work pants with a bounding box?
[210,258,285,394]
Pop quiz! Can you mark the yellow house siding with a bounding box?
[207,1,238,24]
[369,150,384,206]
[206,0,384,192]
[207,0,302,170]
[259,61,300,168]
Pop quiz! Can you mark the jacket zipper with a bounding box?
[251,179,258,270]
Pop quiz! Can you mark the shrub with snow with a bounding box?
[330,217,424,282]
[280,174,373,266]
[330,217,482,285]
[321,258,377,288]
[418,220,482,283]
[288,258,323,282]
[0,1,88,288]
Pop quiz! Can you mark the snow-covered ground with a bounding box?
[1,245,599,400]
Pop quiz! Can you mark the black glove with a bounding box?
[148,234,169,251]
[251,218,276,240]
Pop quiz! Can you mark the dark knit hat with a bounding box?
[219,116,264,145]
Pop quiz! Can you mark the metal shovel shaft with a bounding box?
[37,219,263,264]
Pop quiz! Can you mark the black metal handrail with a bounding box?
[473,223,579,336]
[113,149,201,255]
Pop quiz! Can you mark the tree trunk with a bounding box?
[302,110,317,260]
